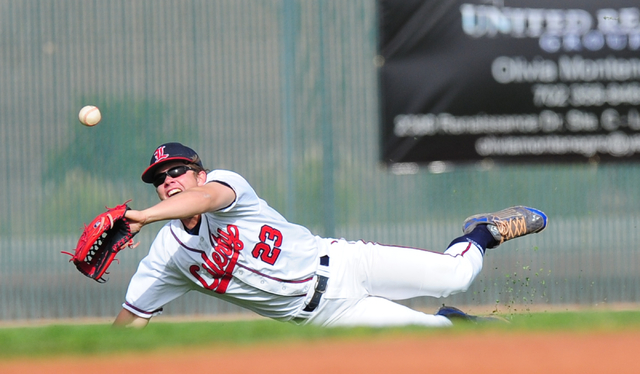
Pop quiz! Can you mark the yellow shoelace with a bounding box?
[494,217,527,242]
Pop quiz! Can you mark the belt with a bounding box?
[302,255,329,312]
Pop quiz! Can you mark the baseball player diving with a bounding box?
[114,142,548,328]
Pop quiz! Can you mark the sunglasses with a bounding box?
[153,165,196,187]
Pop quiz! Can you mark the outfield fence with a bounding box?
[0,0,639,323]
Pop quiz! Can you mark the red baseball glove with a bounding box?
[63,200,139,282]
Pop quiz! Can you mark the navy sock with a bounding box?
[447,225,498,253]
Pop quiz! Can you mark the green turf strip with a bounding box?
[0,310,639,359]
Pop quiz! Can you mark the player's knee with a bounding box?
[447,265,477,294]
[454,275,474,293]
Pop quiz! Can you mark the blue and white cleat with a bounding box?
[462,206,547,248]
[436,306,508,324]
[436,306,479,322]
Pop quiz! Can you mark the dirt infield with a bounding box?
[1,329,638,374]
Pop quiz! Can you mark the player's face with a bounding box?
[154,161,206,200]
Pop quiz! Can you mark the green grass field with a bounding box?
[1,310,639,359]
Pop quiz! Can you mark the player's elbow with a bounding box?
[113,317,150,329]
[127,317,150,329]
[113,309,150,329]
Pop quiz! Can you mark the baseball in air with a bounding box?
[78,105,101,126]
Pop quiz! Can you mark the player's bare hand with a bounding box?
[124,209,148,234]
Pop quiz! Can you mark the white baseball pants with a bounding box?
[302,239,484,327]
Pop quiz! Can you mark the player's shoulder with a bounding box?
[205,169,260,211]
[206,169,245,182]
[206,169,254,190]
[157,220,174,231]
[153,221,178,243]
[147,221,182,259]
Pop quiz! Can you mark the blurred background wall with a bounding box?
[0,0,638,322]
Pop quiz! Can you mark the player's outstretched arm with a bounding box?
[125,181,236,233]
[113,308,150,328]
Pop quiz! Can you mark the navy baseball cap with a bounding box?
[141,142,204,183]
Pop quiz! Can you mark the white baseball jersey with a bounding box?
[123,170,328,320]
[123,169,486,327]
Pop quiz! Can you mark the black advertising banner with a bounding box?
[378,0,640,166]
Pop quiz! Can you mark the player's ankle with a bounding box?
[447,225,498,251]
